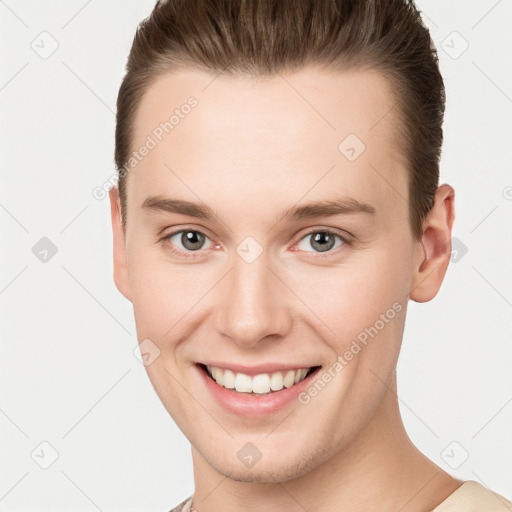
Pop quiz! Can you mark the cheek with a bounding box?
[286,251,410,387]
[291,257,406,338]
[127,248,215,341]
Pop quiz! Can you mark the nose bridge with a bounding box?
[215,245,292,347]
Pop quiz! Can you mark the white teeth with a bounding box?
[234,373,253,393]
[211,366,222,385]
[294,369,307,383]
[252,374,271,394]
[205,365,312,394]
[223,369,236,389]
[270,372,283,391]
[283,370,295,388]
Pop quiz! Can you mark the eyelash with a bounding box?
[160,227,352,259]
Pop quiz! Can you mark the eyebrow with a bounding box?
[140,194,376,223]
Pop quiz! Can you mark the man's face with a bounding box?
[112,65,424,482]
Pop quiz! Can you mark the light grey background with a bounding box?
[1,1,511,510]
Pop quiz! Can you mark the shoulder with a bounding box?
[433,481,512,511]
[167,495,194,512]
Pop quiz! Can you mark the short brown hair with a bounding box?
[115,0,445,240]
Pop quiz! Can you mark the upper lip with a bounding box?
[198,361,319,376]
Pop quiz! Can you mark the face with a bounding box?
[110,65,438,482]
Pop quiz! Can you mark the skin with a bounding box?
[109,64,461,511]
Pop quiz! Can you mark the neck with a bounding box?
[190,371,461,512]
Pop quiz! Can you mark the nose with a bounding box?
[214,248,294,348]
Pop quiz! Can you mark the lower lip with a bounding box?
[195,363,322,417]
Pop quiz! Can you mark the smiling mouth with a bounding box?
[197,363,321,395]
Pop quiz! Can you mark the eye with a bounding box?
[162,229,214,257]
[160,227,350,259]
[295,229,349,254]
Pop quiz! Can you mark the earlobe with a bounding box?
[409,184,455,303]
[109,186,132,302]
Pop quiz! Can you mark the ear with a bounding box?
[409,183,455,303]
[109,186,132,302]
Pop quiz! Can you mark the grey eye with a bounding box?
[169,230,211,251]
[297,231,344,253]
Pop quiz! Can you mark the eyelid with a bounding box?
[299,226,353,242]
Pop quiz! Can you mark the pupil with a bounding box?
[312,232,334,252]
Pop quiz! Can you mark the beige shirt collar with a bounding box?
[432,481,512,511]
[174,481,512,511]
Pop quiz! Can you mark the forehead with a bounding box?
[126,65,408,225]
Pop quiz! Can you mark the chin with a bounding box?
[214,463,307,484]
[201,442,330,484]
